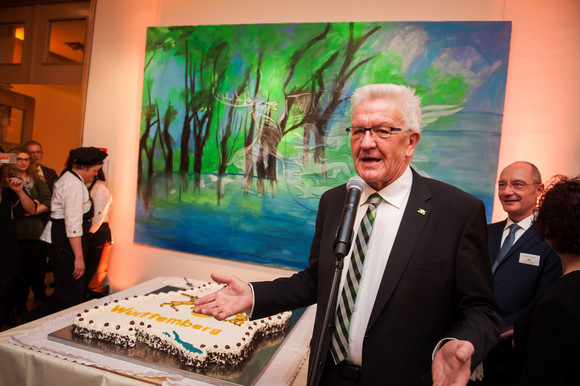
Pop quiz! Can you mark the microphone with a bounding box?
[334,176,366,259]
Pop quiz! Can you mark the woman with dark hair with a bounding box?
[5,147,51,316]
[26,147,107,321]
[0,164,37,330]
[513,175,580,385]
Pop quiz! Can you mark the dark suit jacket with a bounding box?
[252,170,500,385]
[488,221,561,328]
[481,222,561,382]
[40,165,58,193]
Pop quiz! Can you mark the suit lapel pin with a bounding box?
[417,208,426,215]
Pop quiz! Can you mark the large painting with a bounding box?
[135,21,511,270]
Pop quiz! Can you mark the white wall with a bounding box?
[82,0,580,292]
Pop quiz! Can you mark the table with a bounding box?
[0,277,313,386]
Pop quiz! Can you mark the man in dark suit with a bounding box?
[194,83,500,385]
[24,140,59,302]
[478,162,561,385]
[25,140,58,193]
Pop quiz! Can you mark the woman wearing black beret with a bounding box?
[27,147,107,321]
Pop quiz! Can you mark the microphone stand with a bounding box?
[308,188,361,386]
[308,250,346,386]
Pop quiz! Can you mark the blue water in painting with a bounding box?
[135,185,320,271]
[135,111,502,271]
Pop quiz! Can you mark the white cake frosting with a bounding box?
[72,282,291,369]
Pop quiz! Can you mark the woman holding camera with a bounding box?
[0,152,37,330]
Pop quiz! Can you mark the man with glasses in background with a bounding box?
[477,161,562,385]
[24,140,58,193]
[194,83,500,385]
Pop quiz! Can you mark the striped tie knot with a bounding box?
[368,193,382,206]
[366,193,382,220]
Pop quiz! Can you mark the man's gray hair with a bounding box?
[351,83,422,132]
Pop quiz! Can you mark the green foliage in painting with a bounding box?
[136,20,509,214]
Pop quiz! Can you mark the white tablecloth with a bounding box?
[0,276,314,386]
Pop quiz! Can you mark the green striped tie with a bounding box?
[330,193,382,364]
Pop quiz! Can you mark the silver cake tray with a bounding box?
[47,286,307,385]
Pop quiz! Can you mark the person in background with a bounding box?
[5,147,52,318]
[25,147,107,321]
[512,175,580,385]
[193,83,500,385]
[24,140,59,301]
[478,162,562,385]
[84,167,112,300]
[0,165,37,330]
[24,140,58,193]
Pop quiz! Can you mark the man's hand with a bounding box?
[432,339,474,386]
[194,273,253,320]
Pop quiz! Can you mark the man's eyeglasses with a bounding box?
[346,126,403,141]
[496,182,538,191]
[16,157,30,162]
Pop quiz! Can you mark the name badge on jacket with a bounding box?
[519,253,540,266]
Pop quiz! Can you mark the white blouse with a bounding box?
[40,171,92,243]
[88,180,112,233]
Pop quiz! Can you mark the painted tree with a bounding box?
[243,52,263,193]
[214,67,251,203]
[252,22,381,193]
[138,80,157,207]
[156,100,177,194]
[309,23,380,178]
[177,38,195,191]
[138,21,482,206]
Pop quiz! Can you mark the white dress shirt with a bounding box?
[342,167,413,365]
[88,180,112,233]
[502,214,533,246]
[36,165,45,179]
